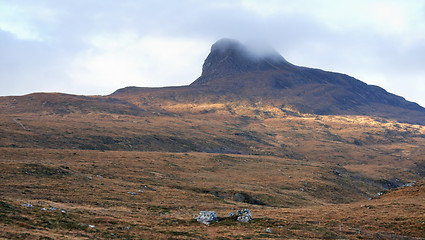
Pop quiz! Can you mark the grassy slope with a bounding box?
[1,96,425,239]
[0,148,424,239]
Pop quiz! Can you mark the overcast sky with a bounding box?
[1,0,424,107]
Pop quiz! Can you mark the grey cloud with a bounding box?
[0,30,70,95]
[0,0,424,106]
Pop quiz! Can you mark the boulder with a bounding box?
[233,193,246,202]
[236,209,252,222]
[195,211,218,225]
[211,191,219,197]
[233,192,265,205]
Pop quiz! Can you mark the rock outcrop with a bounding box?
[191,38,289,86]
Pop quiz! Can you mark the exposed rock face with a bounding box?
[192,38,289,86]
[195,211,218,225]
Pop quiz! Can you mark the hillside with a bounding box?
[0,38,425,239]
[1,148,424,239]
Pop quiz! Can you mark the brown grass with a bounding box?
[1,97,425,239]
[0,147,424,239]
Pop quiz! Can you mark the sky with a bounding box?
[0,0,424,107]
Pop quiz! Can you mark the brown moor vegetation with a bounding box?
[1,39,424,239]
[1,99,424,239]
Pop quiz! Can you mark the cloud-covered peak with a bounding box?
[210,38,287,62]
[210,38,243,52]
[194,38,289,83]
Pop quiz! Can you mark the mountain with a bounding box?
[1,39,425,239]
[113,38,425,125]
[192,38,425,122]
[1,38,424,126]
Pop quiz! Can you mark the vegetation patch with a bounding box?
[22,164,71,177]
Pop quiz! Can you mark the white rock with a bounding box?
[236,209,252,222]
[405,182,415,187]
[195,211,218,225]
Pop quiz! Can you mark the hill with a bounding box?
[0,38,425,239]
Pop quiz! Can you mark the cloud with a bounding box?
[0,29,73,94]
[70,34,209,94]
[0,0,424,107]
[0,1,56,41]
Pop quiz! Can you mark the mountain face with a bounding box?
[185,38,425,124]
[191,38,290,85]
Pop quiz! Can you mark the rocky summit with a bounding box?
[191,38,290,85]
[188,39,425,124]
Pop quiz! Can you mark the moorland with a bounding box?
[1,39,424,239]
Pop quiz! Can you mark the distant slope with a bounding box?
[0,92,148,116]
